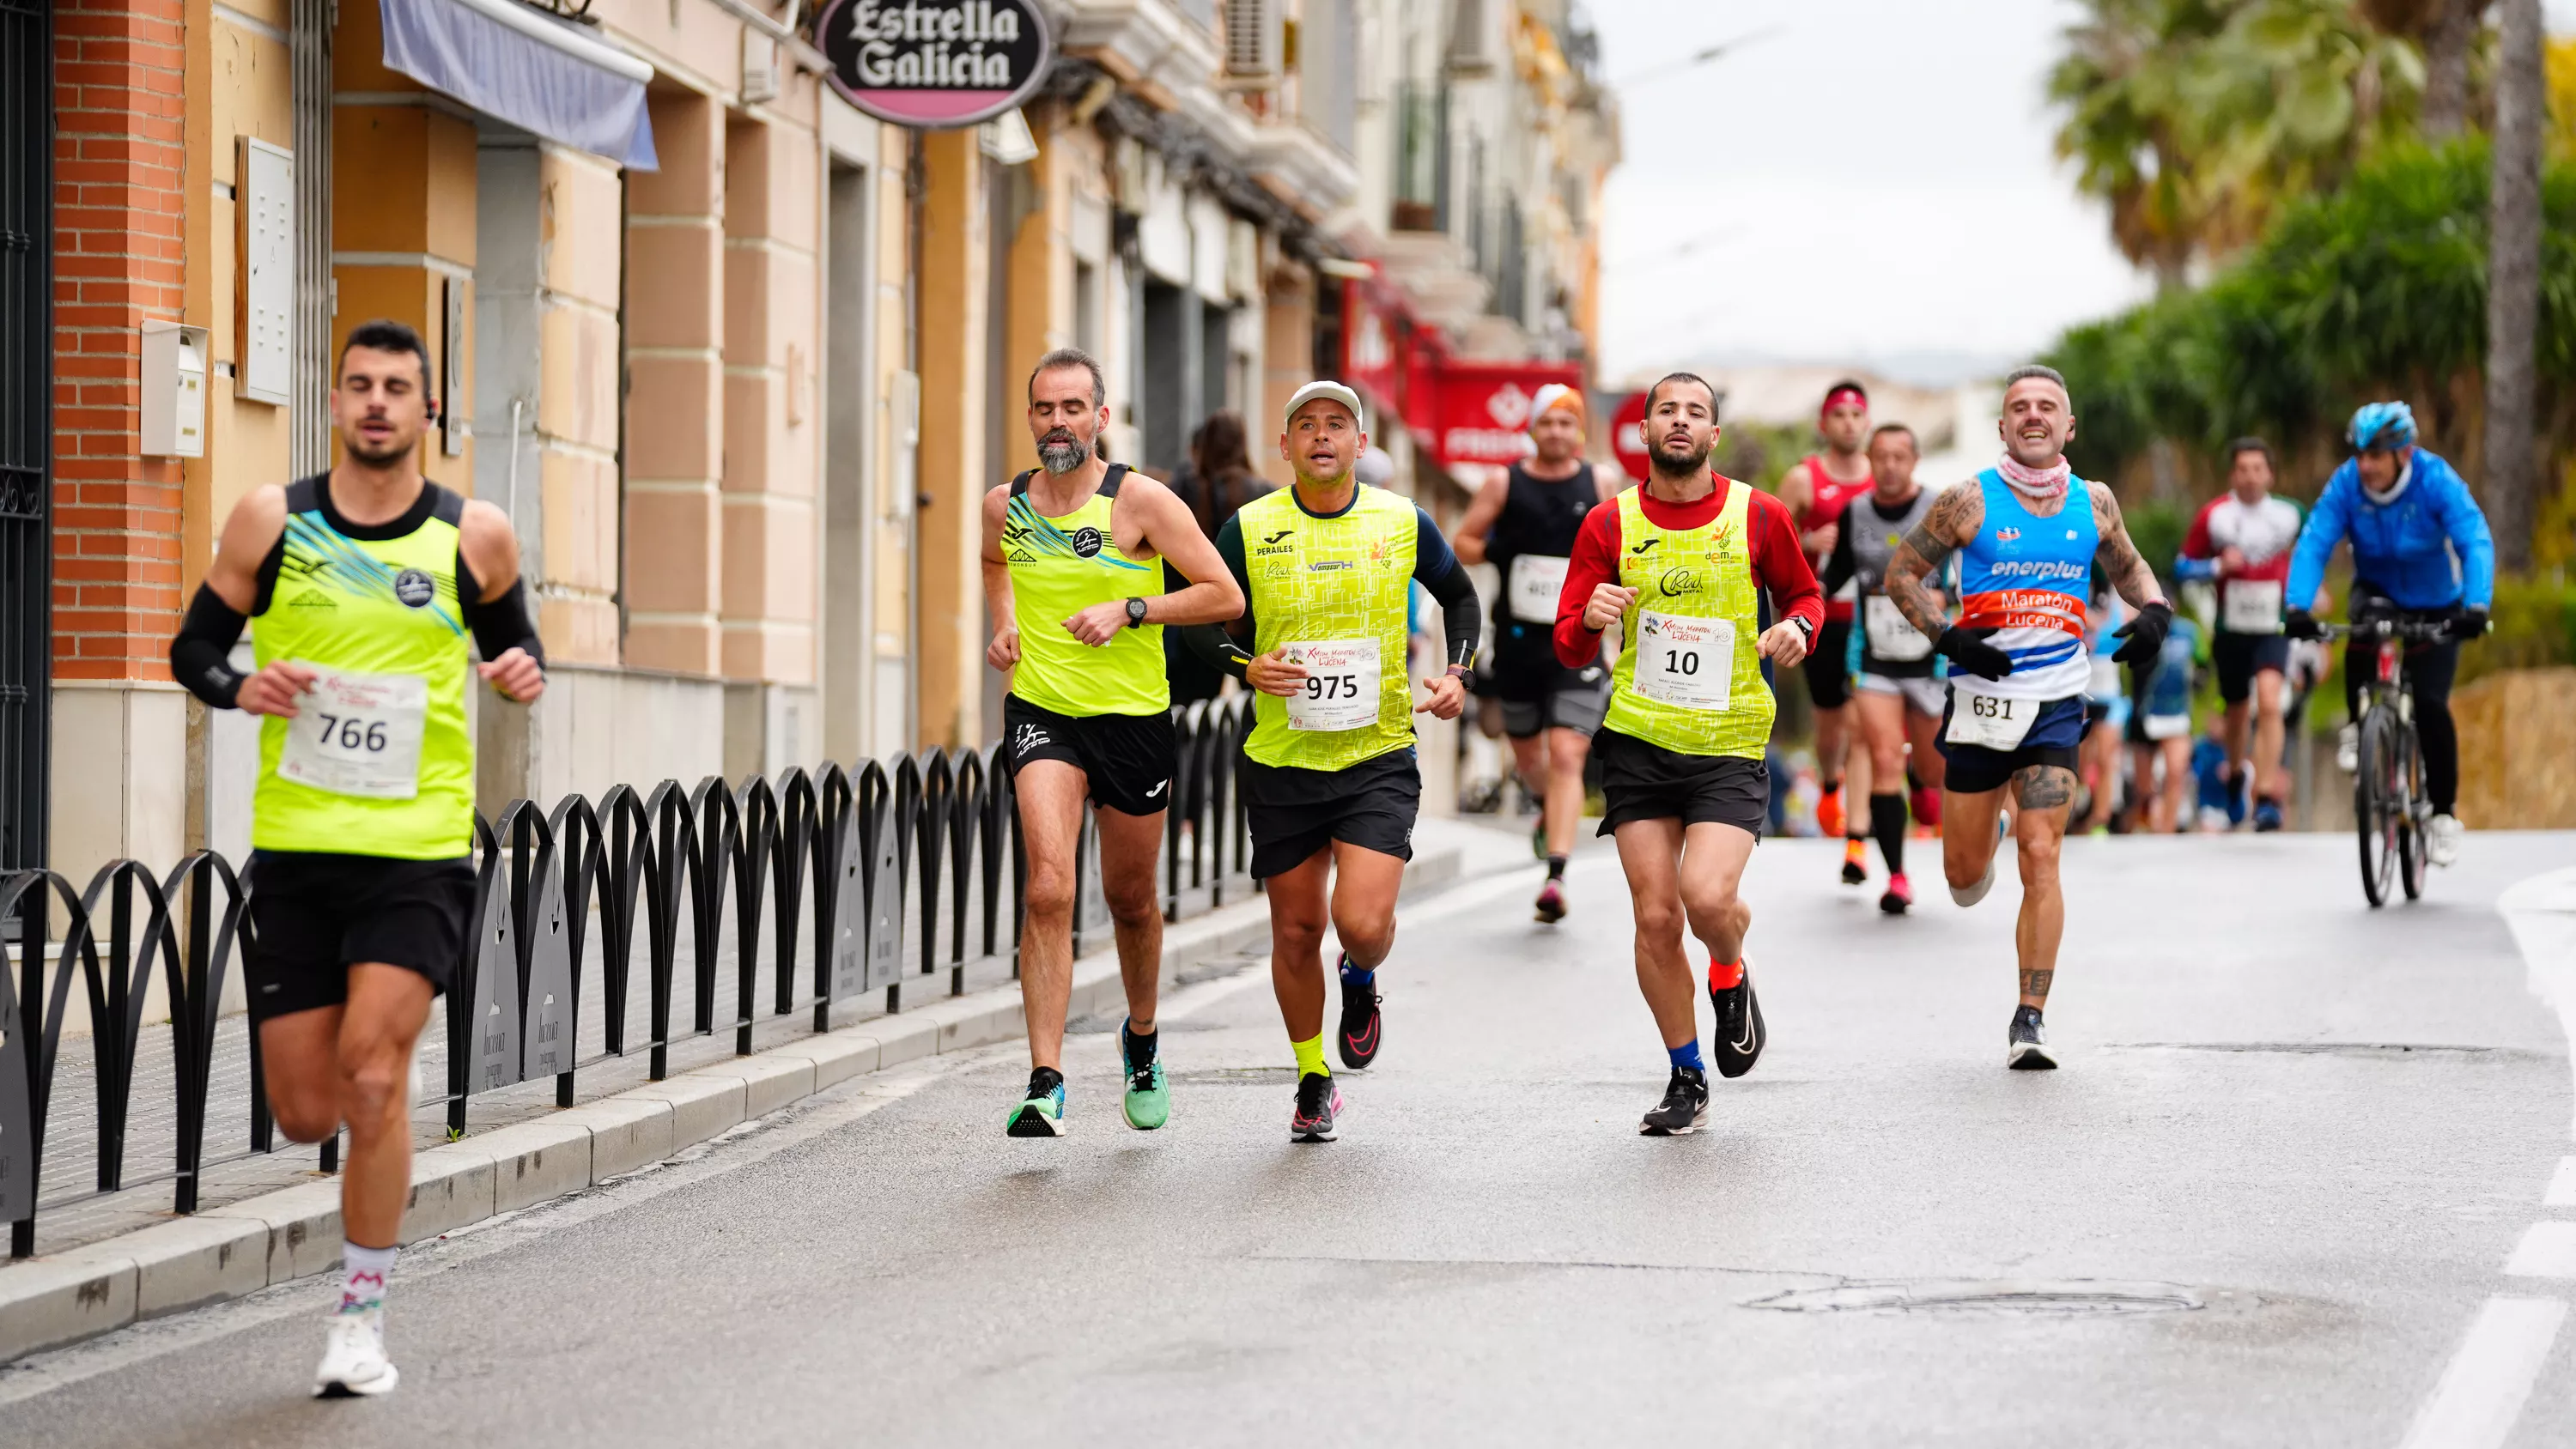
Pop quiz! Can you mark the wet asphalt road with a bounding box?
[4,828,2573,1448]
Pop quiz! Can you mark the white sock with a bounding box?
[340,1241,397,1316]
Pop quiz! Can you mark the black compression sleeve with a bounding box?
[462,577,547,669]
[1820,506,1857,595]
[1422,554,1483,669]
[171,584,248,709]
[1182,622,1254,681]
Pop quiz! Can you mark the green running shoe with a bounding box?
[1121,1027,1170,1131]
[1005,1070,1066,1137]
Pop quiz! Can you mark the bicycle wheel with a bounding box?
[2397,720,2427,900]
[2354,709,2399,907]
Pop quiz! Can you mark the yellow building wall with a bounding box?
[914,129,991,749]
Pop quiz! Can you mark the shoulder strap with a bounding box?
[426,482,466,526]
[284,473,324,512]
[1097,463,1132,497]
[1009,470,1036,498]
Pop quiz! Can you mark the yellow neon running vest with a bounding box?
[250,475,476,858]
[1238,482,1419,772]
[1000,465,1169,718]
[1601,482,1773,759]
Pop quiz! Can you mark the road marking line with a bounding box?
[2547,1157,2576,1208]
[2503,1222,2576,1278]
[2397,1295,2567,1449]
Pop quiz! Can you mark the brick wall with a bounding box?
[52,0,185,684]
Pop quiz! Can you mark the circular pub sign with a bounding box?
[813,0,1054,130]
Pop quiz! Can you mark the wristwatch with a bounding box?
[1124,597,1149,629]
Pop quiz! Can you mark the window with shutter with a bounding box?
[1225,0,1279,80]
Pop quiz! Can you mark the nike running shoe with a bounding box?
[1291,1072,1341,1142]
[2008,1004,2057,1070]
[1709,959,1766,1079]
[1337,954,1382,1070]
[1121,1038,1169,1131]
[2253,800,2285,834]
[1005,1073,1067,1137]
[1950,809,2010,907]
[1534,877,1567,924]
[1840,836,1868,885]
[313,1309,398,1398]
[1638,1066,1710,1136]
[1879,872,1913,915]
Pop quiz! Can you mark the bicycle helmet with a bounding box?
[2347,401,2417,453]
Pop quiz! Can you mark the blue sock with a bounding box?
[1339,958,1375,989]
[1668,1040,1705,1074]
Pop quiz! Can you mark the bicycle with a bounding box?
[2323,616,2454,907]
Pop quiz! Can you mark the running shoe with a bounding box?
[1840,837,1868,886]
[1879,872,1913,915]
[1950,809,2010,908]
[2252,800,2285,834]
[1531,820,1548,860]
[2008,1004,2057,1070]
[1638,1066,1710,1136]
[1534,877,1567,924]
[1005,1072,1067,1137]
[1121,1035,1169,1131]
[313,1309,398,1398]
[1336,953,1382,1070]
[1817,785,1844,839]
[1291,1072,1341,1142]
[1708,959,1766,1079]
[2427,812,2463,867]
[2336,723,2359,773]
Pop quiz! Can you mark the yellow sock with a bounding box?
[1291,1034,1329,1079]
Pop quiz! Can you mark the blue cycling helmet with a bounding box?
[2348,401,2417,452]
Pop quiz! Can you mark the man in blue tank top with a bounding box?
[1881,367,2173,1070]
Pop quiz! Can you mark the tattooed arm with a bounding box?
[1884,482,1982,641]
[2089,482,2168,609]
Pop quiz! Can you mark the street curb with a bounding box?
[0,846,1463,1364]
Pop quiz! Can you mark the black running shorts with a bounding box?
[1801,618,1852,709]
[1240,748,1420,879]
[242,851,474,1023]
[1594,728,1769,837]
[1498,661,1611,739]
[1937,694,2086,796]
[2212,631,2291,704]
[1002,694,1176,817]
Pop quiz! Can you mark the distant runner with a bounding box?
[1189,381,1479,1142]
[1454,383,1619,925]
[2176,438,2301,832]
[1555,373,1822,1135]
[1882,366,2172,1070]
[1774,380,1877,883]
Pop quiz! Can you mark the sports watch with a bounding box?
[1124,597,1149,629]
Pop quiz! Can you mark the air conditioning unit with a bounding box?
[1224,0,1281,82]
[1447,0,1495,77]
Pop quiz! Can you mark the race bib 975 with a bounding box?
[1282,638,1381,731]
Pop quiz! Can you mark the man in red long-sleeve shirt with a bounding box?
[1554,372,1824,1137]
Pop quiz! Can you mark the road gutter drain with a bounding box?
[1741,1280,2205,1317]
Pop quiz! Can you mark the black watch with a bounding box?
[1124,597,1149,629]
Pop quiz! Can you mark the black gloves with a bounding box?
[2284,609,2324,641]
[2111,601,2173,668]
[1935,626,2014,681]
[2450,607,2490,643]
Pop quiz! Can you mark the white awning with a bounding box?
[378,0,659,171]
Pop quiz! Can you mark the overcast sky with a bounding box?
[1587,0,2576,387]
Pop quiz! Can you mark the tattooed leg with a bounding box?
[2010,765,2075,1008]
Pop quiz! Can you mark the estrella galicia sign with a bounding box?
[813,0,1054,131]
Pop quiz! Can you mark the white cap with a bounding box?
[1354,446,1395,487]
[1283,379,1365,433]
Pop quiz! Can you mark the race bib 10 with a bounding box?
[1507,553,1571,624]
[277,666,429,799]
[1945,685,2038,751]
[1633,611,1734,712]
[1282,638,1381,731]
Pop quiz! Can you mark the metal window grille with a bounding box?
[1224,0,1279,79]
[0,0,52,878]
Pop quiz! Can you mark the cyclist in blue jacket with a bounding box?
[2284,402,2494,867]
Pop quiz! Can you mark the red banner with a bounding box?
[1412,357,1585,470]
[1341,277,1407,427]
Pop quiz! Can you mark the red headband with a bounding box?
[1821,386,1867,420]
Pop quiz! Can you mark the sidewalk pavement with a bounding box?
[0,828,1492,1364]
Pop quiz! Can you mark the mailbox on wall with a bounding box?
[140,320,209,458]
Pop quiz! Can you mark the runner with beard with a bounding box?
[1880,366,2172,1070]
[981,348,1244,1137]
[1454,383,1619,924]
[1775,380,1876,882]
[1555,373,1823,1135]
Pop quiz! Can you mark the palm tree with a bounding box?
[2485,0,2542,570]
[2049,0,2233,289]
[2359,0,2489,136]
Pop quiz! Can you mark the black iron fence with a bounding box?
[0,697,1255,1258]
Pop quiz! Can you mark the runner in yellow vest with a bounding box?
[167,320,546,1397]
[980,349,1242,1139]
[1185,381,1480,1142]
[1552,373,1823,1137]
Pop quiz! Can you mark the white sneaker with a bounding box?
[2426,813,2463,867]
[2336,723,2359,773]
[313,1310,399,1397]
[1949,809,2009,908]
